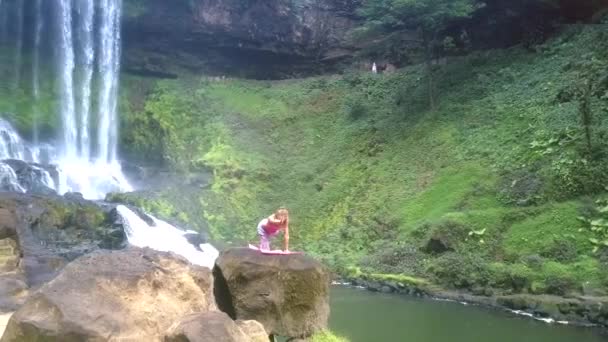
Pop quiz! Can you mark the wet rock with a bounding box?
[2,159,56,195]
[214,248,330,339]
[2,248,216,342]
[184,231,207,247]
[380,285,393,293]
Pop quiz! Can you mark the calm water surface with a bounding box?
[329,286,607,342]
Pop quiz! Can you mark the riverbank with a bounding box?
[337,274,608,328]
[329,285,607,342]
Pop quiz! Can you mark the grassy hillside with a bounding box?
[120,25,607,296]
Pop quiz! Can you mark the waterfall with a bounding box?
[57,0,78,159]
[49,0,131,198]
[76,0,95,159]
[13,0,23,90]
[0,163,25,194]
[97,0,122,163]
[117,205,219,269]
[0,0,132,199]
[0,119,27,161]
[32,0,44,144]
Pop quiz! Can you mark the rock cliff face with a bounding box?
[123,0,360,78]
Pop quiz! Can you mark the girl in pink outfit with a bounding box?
[257,208,289,251]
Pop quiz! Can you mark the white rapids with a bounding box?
[117,205,219,269]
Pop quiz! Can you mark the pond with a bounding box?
[329,286,607,342]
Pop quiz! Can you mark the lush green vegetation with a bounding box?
[0,48,59,138]
[118,24,608,298]
[310,331,350,342]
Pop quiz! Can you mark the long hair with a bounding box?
[275,207,289,223]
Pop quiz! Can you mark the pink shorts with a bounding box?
[257,219,279,250]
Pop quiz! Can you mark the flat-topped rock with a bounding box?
[1,248,216,342]
[214,248,330,339]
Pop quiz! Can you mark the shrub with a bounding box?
[542,262,579,295]
[498,169,544,206]
[540,238,578,263]
[342,95,367,119]
[422,220,470,254]
[521,254,544,270]
[359,241,426,276]
[488,263,534,293]
[428,252,492,289]
[544,276,577,296]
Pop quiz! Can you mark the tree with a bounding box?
[358,0,479,109]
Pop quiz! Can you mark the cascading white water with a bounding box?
[0,119,28,161]
[117,205,219,269]
[0,163,25,193]
[97,0,122,163]
[32,0,44,144]
[48,0,132,198]
[57,0,78,159]
[76,0,95,159]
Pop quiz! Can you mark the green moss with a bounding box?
[309,331,350,342]
[503,202,591,258]
[106,192,177,221]
[400,165,495,230]
[366,273,429,287]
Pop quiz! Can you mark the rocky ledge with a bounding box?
[123,0,360,78]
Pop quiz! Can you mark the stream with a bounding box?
[329,286,607,342]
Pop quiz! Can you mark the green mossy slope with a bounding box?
[119,26,608,296]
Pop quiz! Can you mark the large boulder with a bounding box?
[1,248,216,341]
[164,311,265,342]
[214,248,330,339]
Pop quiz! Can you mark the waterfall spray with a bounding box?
[57,0,77,159]
[98,0,122,163]
[32,0,44,144]
[77,0,95,159]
